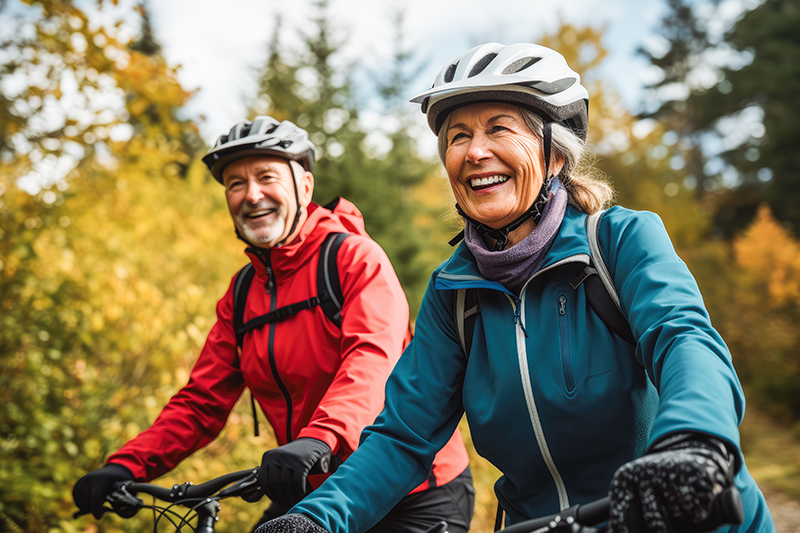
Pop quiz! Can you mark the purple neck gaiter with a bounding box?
[464,179,568,294]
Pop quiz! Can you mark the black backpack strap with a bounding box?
[239,296,323,336]
[318,232,350,328]
[454,288,480,358]
[571,210,636,345]
[231,262,260,436]
[233,263,256,350]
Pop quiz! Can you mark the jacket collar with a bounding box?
[244,202,344,280]
[437,205,592,290]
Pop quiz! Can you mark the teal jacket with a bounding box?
[293,205,774,532]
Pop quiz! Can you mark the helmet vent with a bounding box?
[444,62,458,83]
[240,124,252,137]
[468,53,497,78]
[502,56,541,74]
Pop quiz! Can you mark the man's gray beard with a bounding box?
[237,215,286,247]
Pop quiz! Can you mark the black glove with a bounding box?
[73,463,135,519]
[246,438,332,506]
[254,513,330,533]
[609,434,734,533]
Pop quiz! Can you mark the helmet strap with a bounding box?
[454,122,555,251]
[279,161,303,247]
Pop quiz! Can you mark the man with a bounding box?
[72,116,474,532]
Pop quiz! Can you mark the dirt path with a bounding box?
[739,405,800,531]
[761,485,800,531]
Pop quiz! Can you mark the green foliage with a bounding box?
[641,0,800,235]
[248,0,441,314]
[692,0,800,233]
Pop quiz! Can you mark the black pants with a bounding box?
[251,467,475,533]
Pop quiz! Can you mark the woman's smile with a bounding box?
[468,173,511,193]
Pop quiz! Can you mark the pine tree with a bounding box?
[640,0,800,234]
[249,0,435,310]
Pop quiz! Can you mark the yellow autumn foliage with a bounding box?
[733,204,800,308]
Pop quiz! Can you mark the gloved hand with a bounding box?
[245,438,332,506]
[254,513,330,533]
[609,434,734,533]
[73,463,135,518]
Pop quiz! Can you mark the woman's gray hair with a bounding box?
[436,106,613,214]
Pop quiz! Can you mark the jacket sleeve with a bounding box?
[296,235,412,457]
[293,270,468,533]
[105,278,246,481]
[602,207,745,463]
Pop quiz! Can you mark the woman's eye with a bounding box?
[489,125,508,134]
[450,132,468,144]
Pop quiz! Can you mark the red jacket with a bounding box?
[107,199,469,493]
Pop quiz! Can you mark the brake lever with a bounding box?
[107,484,143,518]
[217,470,260,498]
[72,482,143,519]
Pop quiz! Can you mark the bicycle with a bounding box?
[73,468,260,532]
[496,485,744,533]
[74,469,745,533]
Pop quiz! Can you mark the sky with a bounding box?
[3,0,760,192]
[141,0,671,144]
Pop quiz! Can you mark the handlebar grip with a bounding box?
[576,496,610,525]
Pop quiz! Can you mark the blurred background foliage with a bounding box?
[1,0,798,531]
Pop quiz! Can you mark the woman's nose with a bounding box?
[466,136,492,164]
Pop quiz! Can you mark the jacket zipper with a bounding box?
[558,294,575,392]
[258,252,295,443]
[507,255,588,511]
[443,254,588,511]
[505,293,570,511]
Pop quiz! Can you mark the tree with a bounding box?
[0,3,258,530]
[640,0,800,235]
[249,0,436,312]
[692,0,800,233]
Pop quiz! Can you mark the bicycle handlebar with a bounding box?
[72,468,259,519]
[73,457,331,520]
[498,485,744,532]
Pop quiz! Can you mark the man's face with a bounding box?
[222,156,313,248]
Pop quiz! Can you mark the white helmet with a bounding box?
[203,116,316,183]
[410,43,589,139]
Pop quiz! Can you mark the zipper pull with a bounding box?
[265,264,275,293]
[558,295,566,316]
[513,300,529,338]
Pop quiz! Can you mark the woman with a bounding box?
[257,43,774,533]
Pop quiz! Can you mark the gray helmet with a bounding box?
[410,42,589,140]
[203,116,316,183]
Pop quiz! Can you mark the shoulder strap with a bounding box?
[233,263,256,349]
[454,288,480,358]
[571,209,636,345]
[318,232,350,328]
[231,262,260,436]
[234,232,351,343]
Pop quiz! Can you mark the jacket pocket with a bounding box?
[557,294,576,393]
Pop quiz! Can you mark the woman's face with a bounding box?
[445,103,557,229]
